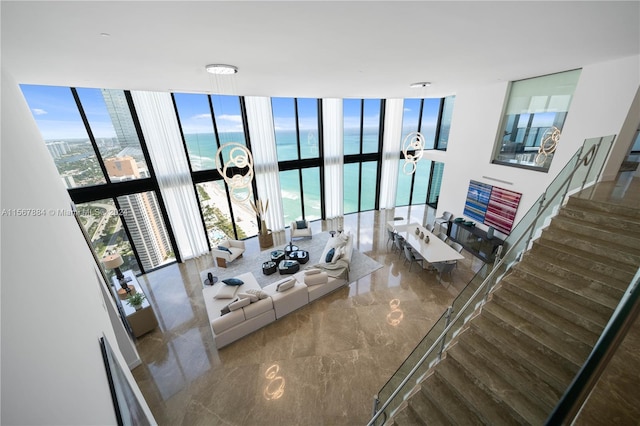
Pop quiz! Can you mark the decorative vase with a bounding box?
[425,235,430,243]
[415,227,420,235]
[258,230,274,249]
[419,232,424,239]
[133,304,143,311]
[487,226,495,239]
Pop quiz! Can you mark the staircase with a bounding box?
[387,194,640,425]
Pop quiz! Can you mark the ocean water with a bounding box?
[186,129,413,222]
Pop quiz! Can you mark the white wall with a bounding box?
[437,55,640,238]
[1,68,155,425]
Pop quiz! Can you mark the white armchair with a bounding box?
[211,239,245,268]
[290,220,312,239]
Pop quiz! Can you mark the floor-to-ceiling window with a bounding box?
[396,97,453,207]
[20,85,177,275]
[343,98,383,214]
[271,97,322,224]
[173,93,257,245]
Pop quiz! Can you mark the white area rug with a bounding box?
[215,232,383,288]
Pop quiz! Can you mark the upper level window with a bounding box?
[492,69,581,171]
[173,93,218,171]
[343,99,381,155]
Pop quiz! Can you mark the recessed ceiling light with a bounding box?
[205,64,238,75]
[410,82,431,88]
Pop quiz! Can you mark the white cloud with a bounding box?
[32,108,48,115]
[217,114,242,123]
[193,113,212,120]
[404,108,411,112]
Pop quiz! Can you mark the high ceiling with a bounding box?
[2,1,639,99]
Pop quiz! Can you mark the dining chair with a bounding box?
[425,223,435,233]
[432,260,456,283]
[403,245,424,272]
[386,228,396,251]
[437,232,448,242]
[394,235,406,257]
[434,211,454,234]
[447,240,464,267]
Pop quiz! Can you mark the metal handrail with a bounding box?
[368,136,615,425]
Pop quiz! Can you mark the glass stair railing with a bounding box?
[369,135,616,426]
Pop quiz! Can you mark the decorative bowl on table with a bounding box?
[463,221,475,227]
[454,217,464,223]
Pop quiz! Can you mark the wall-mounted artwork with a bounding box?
[463,180,522,235]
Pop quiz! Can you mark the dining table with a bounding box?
[387,220,465,264]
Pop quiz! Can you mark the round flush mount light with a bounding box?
[410,82,431,88]
[205,64,238,75]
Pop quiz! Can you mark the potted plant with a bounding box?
[250,198,273,249]
[126,293,146,310]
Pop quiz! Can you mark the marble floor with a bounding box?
[131,205,485,425]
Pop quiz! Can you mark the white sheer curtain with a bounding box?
[130,91,208,260]
[378,99,404,209]
[322,98,344,219]
[244,96,285,232]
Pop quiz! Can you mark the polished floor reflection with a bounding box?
[131,205,485,425]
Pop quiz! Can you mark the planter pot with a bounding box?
[258,231,274,249]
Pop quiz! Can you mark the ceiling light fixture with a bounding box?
[410,82,431,88]
[205,64,238,75]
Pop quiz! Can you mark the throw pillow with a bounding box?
[220,305,231,316]
[325,248,335,263]
[229,297,250,311]
[237,292,259,303]
[245,288,269,299]
[276,278,295,292]
[217,245,232,253]
[304,268,321,275]
[333,246,344,262]
[222,278,244,286]
[214,285,238,299]
[296,220,307,229]
[339,232,349,243]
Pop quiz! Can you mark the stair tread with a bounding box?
[554,212,640,246]
[421,373,484,425]
[472,314,577,388]
[407,385,451,425]
[482,302,589,367]
[564,197,640,224]
[530,240,634,287]
[459,329,562,408]
[524,247,628,297]
[515,260,621,310]
[436,356,524,425]
[510,269,613,325]
[539,228,640,267]
[502,275,607,335]
[447,341,551,423]
[493,285,599,345]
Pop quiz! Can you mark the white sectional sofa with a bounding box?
[201,232,356,349]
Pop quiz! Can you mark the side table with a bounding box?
[112,270,158,338]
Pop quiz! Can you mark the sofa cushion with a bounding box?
[243,297,274,320]
[325,248,335,263]
[211,309,245,334]
[304,272,328,286]
[305,268,322,275]
[222,277,244,286]
[214,284,238,299]
[277,278,296,292]
[245,288,269,299]
[238,292,259,303]
[217,245,232,253]
[229,297,250,311]
[296,220,307,229]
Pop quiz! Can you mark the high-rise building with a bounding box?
[105,156,171,270]
[45,140,69,159]
[101,89,140,149]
